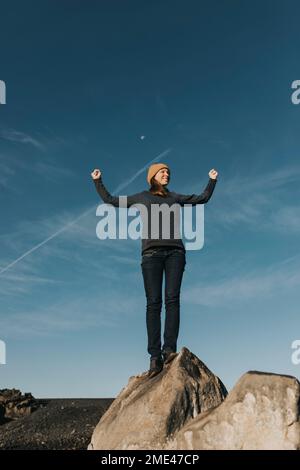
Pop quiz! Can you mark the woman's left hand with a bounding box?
[209,169,218,179]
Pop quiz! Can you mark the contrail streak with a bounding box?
[0,148,171,275]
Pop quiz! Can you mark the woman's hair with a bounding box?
[149,175,170,197]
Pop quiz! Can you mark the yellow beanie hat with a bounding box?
[147,163,170,186]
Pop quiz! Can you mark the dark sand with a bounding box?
[0,398,114,450]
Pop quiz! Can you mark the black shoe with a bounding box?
[162,350,177,365]
[148,356,163,378]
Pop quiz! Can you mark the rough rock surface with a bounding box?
[165,371,300,450]
[89,347,227,450]
[0,388,39,420]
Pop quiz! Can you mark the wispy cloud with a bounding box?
[0,128,45,151]
[0,234,136,297]
[0,271,63,296]
[0,148,171,277]
[182,163,300,233]
[269,205,300,234]
[220,163,300,196]
[0,292,142,338]
[0,157,16,188]
[0,152,76,193]
[182,255,300,307]
[33,160,76,182]
[114,147,171,193]
[106,254,137,265]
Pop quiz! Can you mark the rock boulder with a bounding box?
[166,371,300,450]
[89,347,227,450]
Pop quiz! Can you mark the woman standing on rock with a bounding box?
[91,163,218,378]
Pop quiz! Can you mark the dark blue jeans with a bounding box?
[141,247,186,359]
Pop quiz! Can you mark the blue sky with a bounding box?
[0,0,300,397]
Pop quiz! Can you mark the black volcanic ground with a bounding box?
[0,398,114,450]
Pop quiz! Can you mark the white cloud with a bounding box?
[181,163,300,234]
[0,148,171,277]
[182,255,300,307]
[269,205,300,234]
[33,160,76,182]
[0,292,142,338]
[0,158,16,188]
[1,128,45,151]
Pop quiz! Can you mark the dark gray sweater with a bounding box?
[93,176,217,254]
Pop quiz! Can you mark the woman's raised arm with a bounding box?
[174,168,218,206]
[91,168,142,208]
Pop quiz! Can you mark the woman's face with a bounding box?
[154,168,170,186]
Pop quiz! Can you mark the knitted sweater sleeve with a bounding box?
[173,178,217,206]
[93,176,142,208]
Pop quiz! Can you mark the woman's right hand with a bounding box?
[91,169,102,180]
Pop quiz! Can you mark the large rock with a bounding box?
[0,388,39,420]
[166,371,300,450]
[88,347,227,450]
